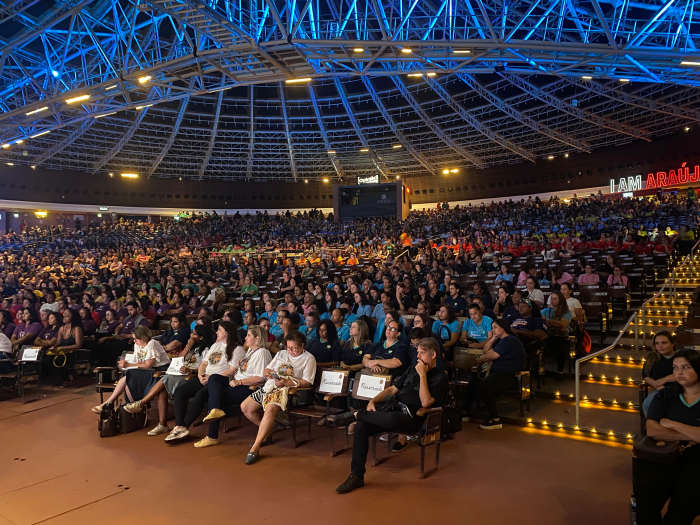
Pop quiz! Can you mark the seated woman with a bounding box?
[541,291,572,380]
[340,319,373,372]
[460,319,526,430]
[634,350,700,525]
[362,319,410,378]
[34,311,62,349]
[607,266,629,288]
[10,307,43,352]
[306,320,342,367]
[641,331,677,417]
[299,311,319,342]
[45,309,84,387]
[91,325,170,413]
[241,330,316,465]
[123,325,214,435]
[79,307,97,338]
[189,326,272,448]
[163,321,244,443]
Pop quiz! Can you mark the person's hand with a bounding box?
[656,384,665,391]
[659,418,676,430]
[229,379,239,387]
[179,366,188,374]
[367,400,376,412]
[118,359,127,369]
[415,360,428,376]
[199,374,208,385]
[371,365,382,373]
[274,378,286,388]
[339,362,348,369]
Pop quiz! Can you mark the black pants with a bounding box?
[461,370,516,419]
[351,409,422,477]
[97,340,131,367]
[634,451,700,525]
[545,336,569,373]
[205,374,251,439]
[174,377,205,427]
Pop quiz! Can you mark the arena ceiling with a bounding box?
[0,0,699,181]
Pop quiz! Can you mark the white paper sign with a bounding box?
[318,371,345,394]
[356,375,387,399]
[22,348,40,362]
[166,357,185,376]
[124,353,137,364]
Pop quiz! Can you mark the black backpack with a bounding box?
[119,405,148,434]
[441,389,462,437]
[98,402,119,438]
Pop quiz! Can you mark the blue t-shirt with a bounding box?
[354,304,372,317]
[432,320,461,342]
[443,295,467,314]
[491,335,526,375]
[541,308,573,335]
[299,325,317,342]
[371,303,386,320]
[461,316,493,342]
[495,273,514,283]
[261,311,278,325]
[336,323,350,342]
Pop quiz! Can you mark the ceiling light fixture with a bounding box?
[6,163,14,166]
[121,173,138,178]
[15,139,23,144]
[327,150,336,154]
[360,148,369,152]
[407,73,423,77]
[323,178,329,182]
[427,72,436,77]
[209,86,231,93]
[105,84,118,90]
[66,94,90,104]
[442,169,449,174]
[30,131,50,138]
[582,76,593,79]
[619,78,630,82]
[681,61,700,66]
[401,48,412,53]
[353,48,364,52]
[450,168,459,173]
[94,112,116,118]
[135,104,153,110]
[453,50,471,54]
[548,155,554,159]
[1,144,9,149]
[285,78,312,84]
[51,70,59,77]
[393,144,402,148]
[565,153,569,158]
[138,75,152,83]
[26,107,48,116]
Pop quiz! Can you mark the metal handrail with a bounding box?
[573,243,700,427]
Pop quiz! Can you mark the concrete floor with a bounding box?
[0,388,639,525]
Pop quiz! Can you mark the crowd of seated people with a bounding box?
[0,191,698,494]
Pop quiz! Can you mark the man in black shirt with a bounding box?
[334,337,448,494]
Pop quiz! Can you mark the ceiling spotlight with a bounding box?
[453,50,471,54]
[179,177,182,180]
[685,127,690,131]
[109,173,114,177]
[30,131,50,138]
[353,48,364,52]
[66,94,90,104]
[121,173,138,178]
[26,107,48,116]
[450,168,459,173]
[135,104,153,110]
[442,169,449,174]
[51,70,59,77]
[105,85,118,90]
[393,144,401,148]
[360,148,369,152]
[1,144,9,149]
[407,74,423,77]
[619,78,630,82]
[681,61,700,66]
[327,150,336,154]
[582,76,593,80]
[6,163,13,166]
[323,178,329,182]
[138,75,152,83]
[304,179,308,183]
[396,175,400,179]
[285,78,312,84]
[427,72,436,77]
[564,153,569,158]
[31,165,35,169]
[94,112,116,118]
[548,155,554,159]
[15,139,23,144]
[401,48,412,53]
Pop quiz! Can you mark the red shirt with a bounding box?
[635,244,652,255]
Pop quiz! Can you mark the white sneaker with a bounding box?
[123,401,143,413]
[165,426,190,442]
[148,423,170,436]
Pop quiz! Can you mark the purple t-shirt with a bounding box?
[13,322,43,345]
[118,307,128,320]
[120,315,148,335]
[37,326,58,342]
[95,302,111,319]
[2,323,16,339]
[151,303,170,315]
[186,307,201,316]
[82,319,97,336]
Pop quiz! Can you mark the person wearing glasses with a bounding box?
[362,320,409,378]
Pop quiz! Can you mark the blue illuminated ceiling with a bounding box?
[0,0,699,180]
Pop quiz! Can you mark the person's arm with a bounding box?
[57,327,83,352]
[366,385,399,412]
[646,419,690,441]
[659,419,700,442]
[544,317,569,330]
[163,338,184,353]
[653,373,676,388]
[416,362,435,408]
[469,331,492,349]
[11,331,37,349]
[512,328,548,340]
[444,331,460,348]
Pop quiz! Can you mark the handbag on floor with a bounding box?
[119,405,148,434]
[98,402,119,438]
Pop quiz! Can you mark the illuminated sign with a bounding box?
[99,206,109,211]
[645,162,700,189]
[610,175,642,193]
[357,174,379,185]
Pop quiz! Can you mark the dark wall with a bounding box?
[0,129,698,210]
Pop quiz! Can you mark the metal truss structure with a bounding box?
[1,0,700,181]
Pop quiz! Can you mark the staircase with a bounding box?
[495,252,697,445]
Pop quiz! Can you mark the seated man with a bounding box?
[333,337,448,494]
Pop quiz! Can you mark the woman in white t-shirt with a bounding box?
[525,276,544,307]
[241,330,316,465]
[91,325,170,414]
[164,321,245,444]
[193,326,272,448]
[123,325,214,436]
